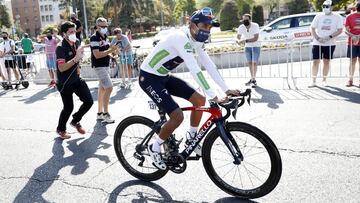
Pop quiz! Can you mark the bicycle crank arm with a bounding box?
[187,155,201,161]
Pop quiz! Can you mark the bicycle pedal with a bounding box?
[187,155,201,161]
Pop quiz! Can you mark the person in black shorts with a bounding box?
[2,32,20,83]
[309,1,343,87]
[55,21,93,139]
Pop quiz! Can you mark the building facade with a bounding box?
[11,0,41,38]
[39,0,67,28]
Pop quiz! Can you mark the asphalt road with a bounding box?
[0,77,359,202]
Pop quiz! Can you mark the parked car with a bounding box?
[259,12,347,43]
[15,41,45,52]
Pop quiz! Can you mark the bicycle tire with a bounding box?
[202,122,282,199]
[114,116,168,181]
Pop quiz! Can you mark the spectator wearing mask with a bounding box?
[236,14,261,88]
[309,0,343,87]
[345,1,360,87]
[2,32,19,85]
[40,29,62,87]
[70,13,83,43]
[55,21,93,139]
[90,17,119,124]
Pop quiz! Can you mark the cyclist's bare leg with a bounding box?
[188,91,206,130]
[152,108,184,152]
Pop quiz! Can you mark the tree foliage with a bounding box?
[0,4,11,29]
[287,0,310,15]
[252,5,264,26]
[220,0,239,31]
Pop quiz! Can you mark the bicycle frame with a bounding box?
[141,101,244,164]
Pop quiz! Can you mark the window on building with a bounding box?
[46,15,49,22]
[42,16,45,22]
[40,5,44,11]
[50,15,54,21]
[45,5,48,11]
[49,5,52,11]
[15,8,19,13]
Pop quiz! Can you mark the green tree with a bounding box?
[309,0,352,11]
[0,4,11,28]
[173,0,187,24]
[287,0,310,15]
[186,0,197,15]
[252,5,264,26]
[198,0,223,16]
[220,0,239,31]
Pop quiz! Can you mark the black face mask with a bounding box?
[71,17,75,21]
[47,35,53,40]
[2,36,8,40]
[243,20,250,26]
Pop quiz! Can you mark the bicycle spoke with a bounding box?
[214,162,233,170]
[243,164,255,187]
[221,165,236,179]
[243,161,269,174]
[245,150,267,158]
[243,163,264,185]
[237,166,244,188]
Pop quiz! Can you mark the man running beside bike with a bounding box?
[139,7,240,170]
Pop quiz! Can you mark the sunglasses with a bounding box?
[322,5,331,8]
[200,7,214,18]
[98,25,108,28]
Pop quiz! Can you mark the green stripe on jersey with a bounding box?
[149,50,170,68]
[197,72,210,90]
[157,66,170,74]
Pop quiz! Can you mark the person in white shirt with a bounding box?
[309,0,343,87]
[237,14,261,88]
[1,32,20,83]
[0,42,7,83]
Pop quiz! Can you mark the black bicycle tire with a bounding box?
[114,116,168,181]
[202,122,282,199]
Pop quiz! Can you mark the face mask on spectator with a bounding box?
[100,27,108,35]
[323,7,331,14]
[68,33,77,42]
[47,35,52,40]
[243,20,250,26]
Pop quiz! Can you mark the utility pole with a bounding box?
[160,0,164,27]
[82,0,88,38]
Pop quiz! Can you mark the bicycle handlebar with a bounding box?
[214,88,252,121]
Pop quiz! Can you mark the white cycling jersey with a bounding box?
[140,29,229,99]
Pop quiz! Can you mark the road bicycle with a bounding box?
[114,89,282,199]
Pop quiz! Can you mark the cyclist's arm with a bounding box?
[197,47,229,92]
[174,36,217,99]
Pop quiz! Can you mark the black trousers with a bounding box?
[57,79,93,131]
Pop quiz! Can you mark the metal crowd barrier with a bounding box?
[3,39,359,86]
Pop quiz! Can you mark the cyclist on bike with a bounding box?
[139,7,240,170]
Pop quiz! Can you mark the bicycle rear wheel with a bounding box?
[202,122,282,199]
[114,116,168,181]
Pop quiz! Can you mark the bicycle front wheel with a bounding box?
[202,122,282,199]
[114,116,168,181]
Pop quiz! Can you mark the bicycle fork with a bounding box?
[215,121,244,165]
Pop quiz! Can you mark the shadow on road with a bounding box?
[14,122,111,202]
[14,137,65,203]
[214,197,259,203]
[19,87,56,104]
[108,179,258,203]
[110,88,131,104]
[108,180,179,203]
[318,86,360,104]
[253,86,284,109]
[65,121,111,175]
